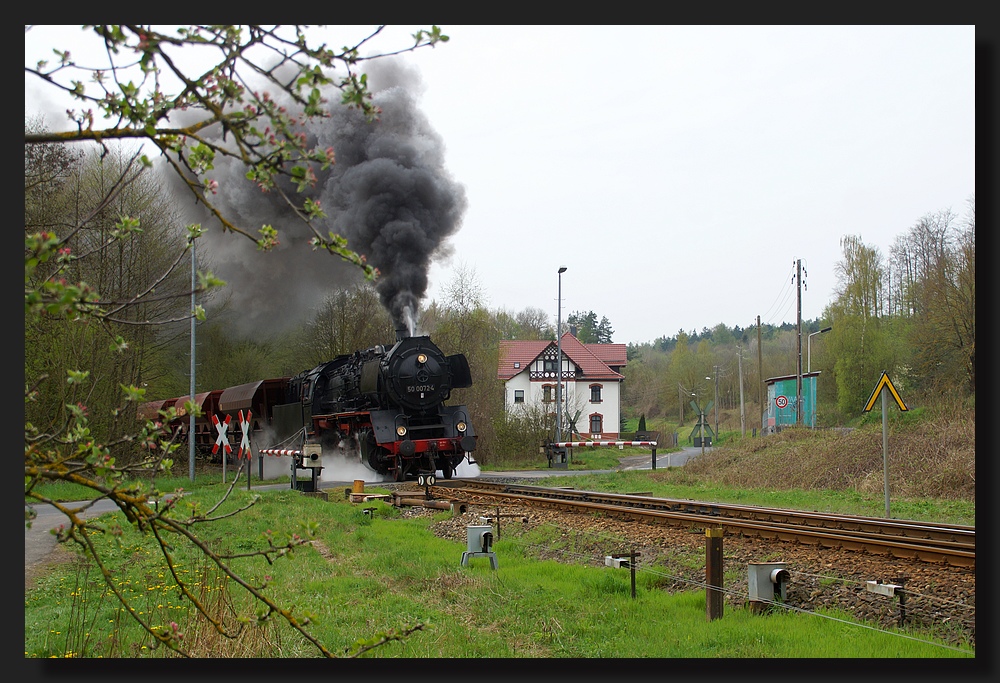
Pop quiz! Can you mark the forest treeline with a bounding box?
[25,117,974,468]
[624,201,974,429]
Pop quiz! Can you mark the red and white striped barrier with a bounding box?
[259,448,301,456]
[552,441,657,448]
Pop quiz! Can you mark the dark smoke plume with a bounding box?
[166,59,466,337]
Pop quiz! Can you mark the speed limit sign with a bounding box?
[775,395,789,408]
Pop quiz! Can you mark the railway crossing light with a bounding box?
[301,443,323,467]
[294,444,323,493]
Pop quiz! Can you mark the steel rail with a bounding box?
[430,481,975,568]
[439,480,974,545]
[493,483,974,546]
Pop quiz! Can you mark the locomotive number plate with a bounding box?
[408,385,436,392]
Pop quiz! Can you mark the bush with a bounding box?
[490,405,552,468]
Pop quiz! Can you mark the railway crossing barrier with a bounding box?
[546,435,660,469]
[259,446,324,492]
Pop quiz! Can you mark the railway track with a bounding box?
[428,480,975,569]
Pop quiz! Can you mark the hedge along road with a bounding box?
[24,447,708,575]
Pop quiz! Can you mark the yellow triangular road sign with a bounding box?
[863,371,908,412]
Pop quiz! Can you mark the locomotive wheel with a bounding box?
[359,430,386,474]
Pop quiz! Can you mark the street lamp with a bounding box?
[556,266,567,443]
[807,326,832,429]
[807,326,832,373]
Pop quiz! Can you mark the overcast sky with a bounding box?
[26,25,976,345]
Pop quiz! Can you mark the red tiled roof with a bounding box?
[586,342,627,367]
[497,339,551,380]
[498,333,624,381]
[559,333,624,380]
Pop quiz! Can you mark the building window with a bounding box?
[542,384,553,402]
[514,390,524,404]
[543,358,558,375]
[514,362,520,368]
[590,414,603,435]
[590,384,603,403]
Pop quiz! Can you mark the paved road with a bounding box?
[476,445,709,479]
[24,498,120,573]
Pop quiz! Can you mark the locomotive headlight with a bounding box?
[417,353,427,364]
[396,425,408,437]
[456,421,467,433]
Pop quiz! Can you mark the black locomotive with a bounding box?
[139,333,478,482]
[277,333,477,481]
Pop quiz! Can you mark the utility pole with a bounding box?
[713,365,719,441]
[189,239,196,482]
[795,259,803,426]
[678,383,684,424]
[738,346,746,436]
[756,315,763,433]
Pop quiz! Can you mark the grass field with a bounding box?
[25,484,975,660]
[25,413,976,660]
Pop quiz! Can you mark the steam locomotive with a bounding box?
[139,333,478,482]
[279,333,477,480]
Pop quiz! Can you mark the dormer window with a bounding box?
[514,362,520,368]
